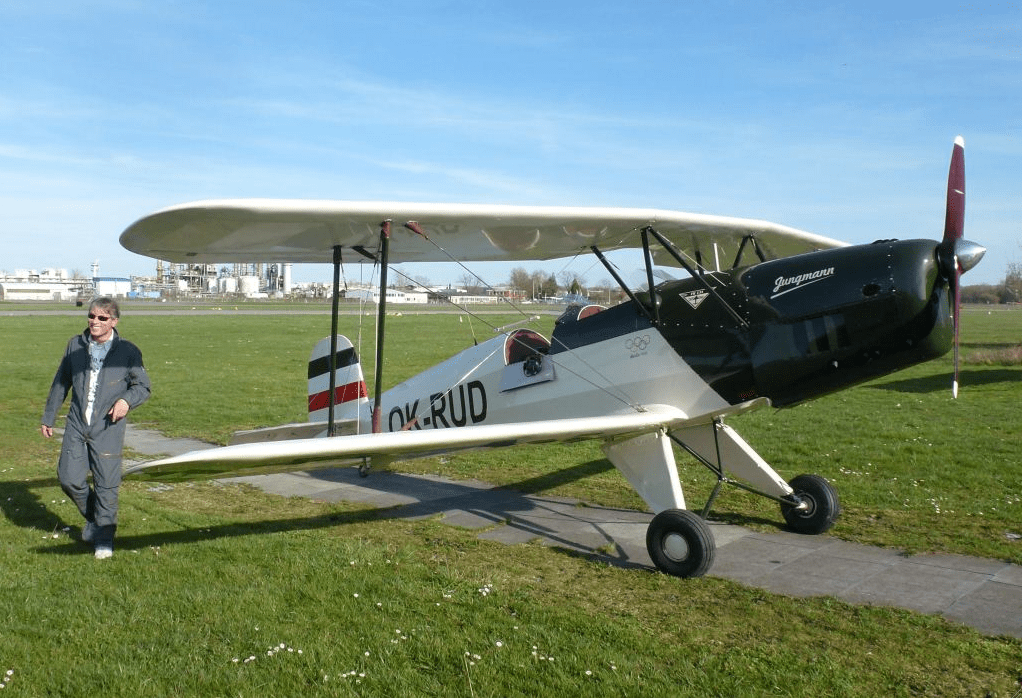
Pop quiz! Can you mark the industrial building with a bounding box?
[1,260,523,305]
[0,261,295,301]
[0,268,90,301]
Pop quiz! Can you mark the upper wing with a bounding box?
[123,400,768,482]
[119,200,846,267]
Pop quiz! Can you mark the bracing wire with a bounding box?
[382,263,641,416]
[333,219,659,427]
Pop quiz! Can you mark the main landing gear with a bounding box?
[644,473,840,579]
[646,509,715,578]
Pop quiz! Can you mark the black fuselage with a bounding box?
[551,239,953,408]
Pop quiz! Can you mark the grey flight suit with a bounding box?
[42,328,151,546]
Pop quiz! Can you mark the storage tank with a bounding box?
[239,276,260,295]
[219,276,238,294]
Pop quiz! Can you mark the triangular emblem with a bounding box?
[681,290,709,309]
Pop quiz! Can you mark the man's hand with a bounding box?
[40,425,53,438]
[108,399,130,422]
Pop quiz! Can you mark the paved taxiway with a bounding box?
[125,424,1022,640]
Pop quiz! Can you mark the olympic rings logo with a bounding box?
[625,335,650,353]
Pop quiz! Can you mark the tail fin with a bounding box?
[308,336,368,424]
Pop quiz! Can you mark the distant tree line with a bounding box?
[962,259,1022,304]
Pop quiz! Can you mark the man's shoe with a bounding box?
[94,545,113,560]
[82,522,96,543]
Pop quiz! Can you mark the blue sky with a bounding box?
[2,1,1019,287]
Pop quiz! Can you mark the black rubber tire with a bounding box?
[781,474,840,534]
[645,509,715,578]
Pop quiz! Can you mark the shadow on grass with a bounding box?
[870,368,1019,394]
[1,475,68,533]
[31,504,394,557]
[27,461,659,572]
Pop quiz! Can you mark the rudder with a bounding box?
[308,336,368,423]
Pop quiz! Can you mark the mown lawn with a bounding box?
[1,305,1019,696]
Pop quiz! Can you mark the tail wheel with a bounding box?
[781,474,840,535]
[645,509,715,578]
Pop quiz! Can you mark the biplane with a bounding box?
[120,137,983,577]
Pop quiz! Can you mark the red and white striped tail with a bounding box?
[307,336,368,423]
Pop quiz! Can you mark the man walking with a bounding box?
[41,297,151,559]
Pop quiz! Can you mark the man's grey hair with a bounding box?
[90,296,121,319]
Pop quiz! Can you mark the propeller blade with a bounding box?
[943,137,966,398]
[953,268,960,399]
[950,238,987,398]
[943,135,966,248]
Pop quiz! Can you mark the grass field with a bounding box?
[2,303,1020,696]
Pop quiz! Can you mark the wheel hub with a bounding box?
[796,494,817,518]
[662,533,690,562]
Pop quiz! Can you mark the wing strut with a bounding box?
[732,234,768,269]
[640,228,663,325]
[327,245,343,437]
[371,221,392,433]
[643,226,749,330]
[590,245,656,324]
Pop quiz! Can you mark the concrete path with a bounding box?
[124,425,1022,639]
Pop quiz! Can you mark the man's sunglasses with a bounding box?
[87,313,113,322]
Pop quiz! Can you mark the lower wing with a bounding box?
[124,400,768,481]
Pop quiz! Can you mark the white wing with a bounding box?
[123,400,768,481]
[119,200,846,267]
